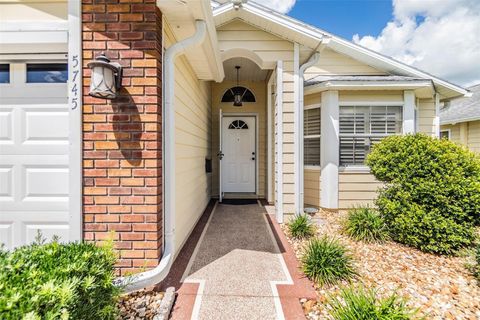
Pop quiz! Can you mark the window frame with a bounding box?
[304,104,321,168]
[25,62,68,84]
[339,104,403,168]
[440,129,451,140]
[0,64,10,84]
[221,86,256,103]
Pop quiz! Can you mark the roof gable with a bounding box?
[213,1,468,99]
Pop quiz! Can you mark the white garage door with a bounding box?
[0,60,79,249]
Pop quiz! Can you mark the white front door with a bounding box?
[221,116,256,193]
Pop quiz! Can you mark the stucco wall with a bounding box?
[165,22,212,254]
[211,80,267,197]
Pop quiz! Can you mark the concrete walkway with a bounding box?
[181,202,292,320]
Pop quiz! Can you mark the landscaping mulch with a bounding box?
[283,210,480,320]
[118,289,165,320]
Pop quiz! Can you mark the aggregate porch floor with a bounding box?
[182,202,290,319]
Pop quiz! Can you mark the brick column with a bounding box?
[82,0,162,275]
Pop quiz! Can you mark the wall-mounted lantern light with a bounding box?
[87,53,122,99]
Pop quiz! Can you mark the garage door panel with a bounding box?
[24,166,69,199]
[0,224,13,249]
[0,109,13,143]
[0,104,69,154]
[24,110,69,144]
[0,166,13,198]
[25,223,70,245]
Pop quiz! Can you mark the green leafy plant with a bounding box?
[367,134,480,254]
[301,236,356,286]
[287,214,316,239]
[328,286,416,320]
[344,206,389,243]
[0,240,121,319]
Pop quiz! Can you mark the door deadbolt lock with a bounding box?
[218,151,224,160]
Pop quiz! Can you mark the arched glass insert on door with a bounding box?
[221,86,256,103]
[228,120,249,129]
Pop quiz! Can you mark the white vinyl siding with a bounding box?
[304,107,320,166]
[339,105,402,166]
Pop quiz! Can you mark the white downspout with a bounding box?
[117,20,207,293]
[296,52,320,216]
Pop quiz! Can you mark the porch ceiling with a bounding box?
[223,57,269,82]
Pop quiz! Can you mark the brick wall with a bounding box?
[82,0,162,275]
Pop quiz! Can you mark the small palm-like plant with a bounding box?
[287,214,316,239]
[328,286,415,320]
[301,236,356,286]
[344,206,389,243]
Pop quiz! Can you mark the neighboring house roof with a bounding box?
[440,84,480,125]
[212,0,469,100]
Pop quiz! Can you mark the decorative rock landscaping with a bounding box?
[283,210,480,320]
[119,287,175,320]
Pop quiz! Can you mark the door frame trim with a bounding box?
[67,0,83,242]
[220,113,259,195]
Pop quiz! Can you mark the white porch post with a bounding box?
[320,90,339,209]
[275,61,284,223]
[403,90,416,134]
[434,92,440,137]
[293,43,301,215]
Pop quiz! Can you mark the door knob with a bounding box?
[251,157,255,160]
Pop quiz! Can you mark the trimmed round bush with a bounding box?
[367,134,480,254]
[287,214,316,239]
[328,286,415,320]
[344,206,389,243]
[301,236,356,286]
[0,240,120,319]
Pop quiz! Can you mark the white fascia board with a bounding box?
[198,0,224,82]
[441,117,480,125]
[0,21,68,32]
[212,1,467,98]
[304,80,433,95]
[159,0,224,82]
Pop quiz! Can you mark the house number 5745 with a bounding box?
[70,54,80,110]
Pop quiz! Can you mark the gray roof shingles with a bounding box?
[440,84,480,124]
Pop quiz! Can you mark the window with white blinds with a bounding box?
[304,107,321,166]
[339,106,402,166]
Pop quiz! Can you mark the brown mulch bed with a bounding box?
[282,210,480,320]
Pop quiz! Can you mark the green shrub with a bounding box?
[328,286,415,320]
[0,240,121,319]
[367,134,480,254]
[344,206,389,243]
[287,214,316,239]
[301,236,356,286]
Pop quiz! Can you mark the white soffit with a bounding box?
[213,1,468,100]
[158,0,224,82]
